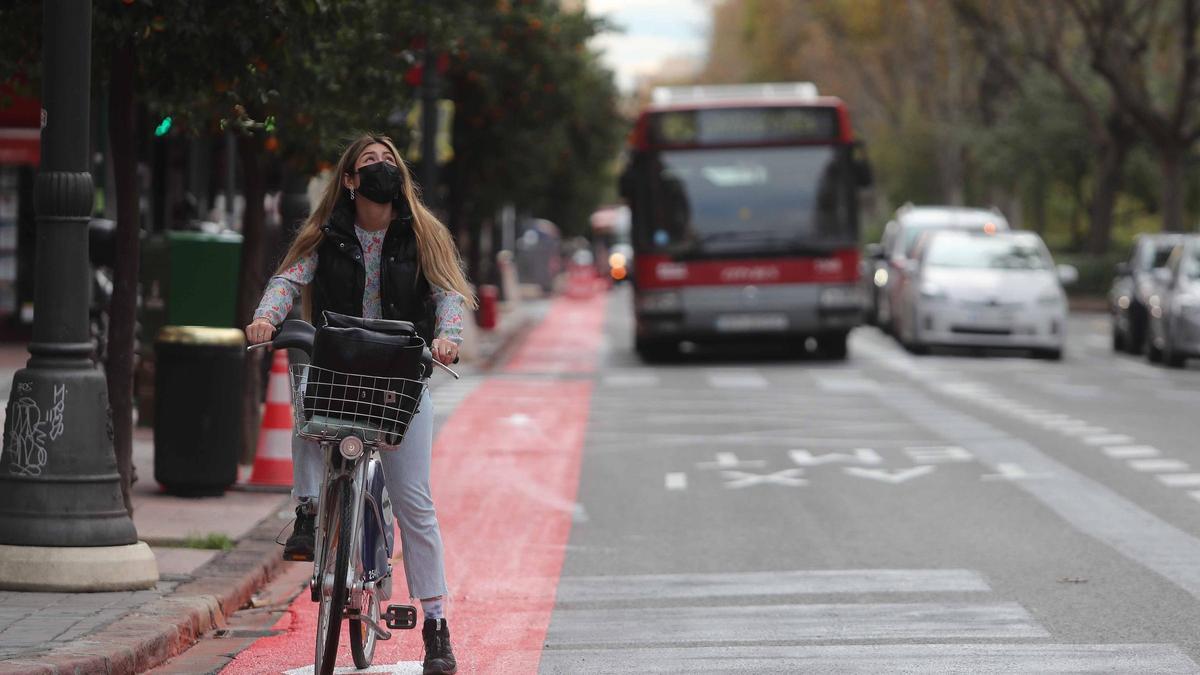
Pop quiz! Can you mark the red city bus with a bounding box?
[620,83,872,360]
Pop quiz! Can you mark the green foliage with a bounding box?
[180,532,236,552]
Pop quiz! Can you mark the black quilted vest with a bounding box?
[309,201,436,345]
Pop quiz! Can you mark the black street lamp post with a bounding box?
[0,0,156,590]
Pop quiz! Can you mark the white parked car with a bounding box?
[893,230,1076,360]
[872,205,1011,332]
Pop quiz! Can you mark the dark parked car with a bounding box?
[1146,235,1200,368]
[1109,233,1185,354]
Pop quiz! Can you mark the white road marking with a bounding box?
[789,448,883,466]
[544,602,1049,646]
[664,472,687,490]
[1103,445,1161,459]
[696,451,766,470]
[980,463,1055,481]
[722,468,807,489]
[540,644,1200,673]
[1083,434,1134,446]
[553,569,992,602]
[602,372,660,387]
[1059,426,1110,437]
[285,663,422,674]
[706,369,768,388]
[844,466,937,484]
[1128,459,1190,473]
[1157,474,1200,488]
[814,374,882,393]
[905,445,974,464]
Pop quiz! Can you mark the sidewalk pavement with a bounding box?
[0,294,541,674]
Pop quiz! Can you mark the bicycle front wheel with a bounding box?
[349,587,379,668]
[315,477,352,675]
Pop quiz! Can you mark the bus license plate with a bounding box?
[715,313,789,332]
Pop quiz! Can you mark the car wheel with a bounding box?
[1127,307,1147,355]
[1035,348,1063,361]
[635,337,676,363]
[818,331,849,360]
[1163,330,1186,368]
[1112,325,1125,352]
[1146,338,1164,363]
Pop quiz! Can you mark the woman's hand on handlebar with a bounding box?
[245,318,276,345]
[431,338,459,365]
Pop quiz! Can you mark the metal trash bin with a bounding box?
[154,326,245,496]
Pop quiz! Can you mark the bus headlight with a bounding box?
[637,290,682,313]
[820,286,862,309]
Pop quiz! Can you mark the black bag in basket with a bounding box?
[305,311,429,443]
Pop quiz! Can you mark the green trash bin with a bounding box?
[154,326,245,496]
[166,231,243,327]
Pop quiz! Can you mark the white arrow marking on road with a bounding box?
[722,468,807,489]
[980,463,1055,481]
[665,472,688,491]
[789,448,883,466]
[697,452,767,470]
[904,446,974,464]
[843,466,936,484]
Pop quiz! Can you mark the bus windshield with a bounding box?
[627,145,854,257]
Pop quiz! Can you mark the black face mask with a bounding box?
[354,161,402,204]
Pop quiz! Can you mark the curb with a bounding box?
[479,310,538,372]
[0,496,291,675]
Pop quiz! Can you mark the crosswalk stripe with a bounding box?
[1158,474,1200,488]
[539,644,1200,674]
[545,602,1048,646]
[1104,445,1161,458]
[554,569,990,603]
[705,369,768,389]
[1129,458,1190,473]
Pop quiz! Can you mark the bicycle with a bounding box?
[252,316,458,674]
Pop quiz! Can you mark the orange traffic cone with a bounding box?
[246,349,294,489]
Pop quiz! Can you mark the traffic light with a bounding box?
[154,116,172,137]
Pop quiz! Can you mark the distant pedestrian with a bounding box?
[245,134,475,675]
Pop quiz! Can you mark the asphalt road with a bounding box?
[541,288,1200,673]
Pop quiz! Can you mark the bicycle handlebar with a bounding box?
[246,324,460,379]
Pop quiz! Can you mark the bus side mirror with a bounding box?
[852,141,873,188]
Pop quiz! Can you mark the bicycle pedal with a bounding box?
[383,604,417,630]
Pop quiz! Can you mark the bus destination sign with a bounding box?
[650,107,839,147]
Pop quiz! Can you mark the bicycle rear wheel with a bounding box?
[315,477,352,675]
[350,587,379,668]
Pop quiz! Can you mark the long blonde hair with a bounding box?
[277,134,477,313]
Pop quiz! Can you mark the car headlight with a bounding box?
[637,290,682,313]
[919,282,947,300]
[1037,291,1065,306]
[820,286,863,308]
[873,268,888,288]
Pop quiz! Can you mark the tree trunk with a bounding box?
[1087,122,1133,254]
[236,136,267,466]
[106,40,138,517]
[1160,144,1186,232]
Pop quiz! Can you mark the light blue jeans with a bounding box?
[292,388,448,600]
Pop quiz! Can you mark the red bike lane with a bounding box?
[224,293,606,674]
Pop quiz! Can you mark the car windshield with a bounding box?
[1138,242,1178,271]
[625,145,855,256]
[924,236,1050,270]
[900,221,998,258]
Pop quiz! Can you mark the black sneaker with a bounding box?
[282,503,315,561]
[422,618,457,675]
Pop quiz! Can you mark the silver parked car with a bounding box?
[1146,235,1200,368]
[893,230,1076,359]
[1109,233,1184,354]
[870,205,1011,333]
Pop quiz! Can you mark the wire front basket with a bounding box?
[290,364,426,447]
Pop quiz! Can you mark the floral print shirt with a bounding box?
[253,224,465,345]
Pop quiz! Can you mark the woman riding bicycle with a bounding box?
[246,134,474,675]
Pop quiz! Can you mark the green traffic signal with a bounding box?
[154,116,173,137]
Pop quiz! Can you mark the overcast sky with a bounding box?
[585,0,712,93]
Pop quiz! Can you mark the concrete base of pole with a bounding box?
[0,541,158,591]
